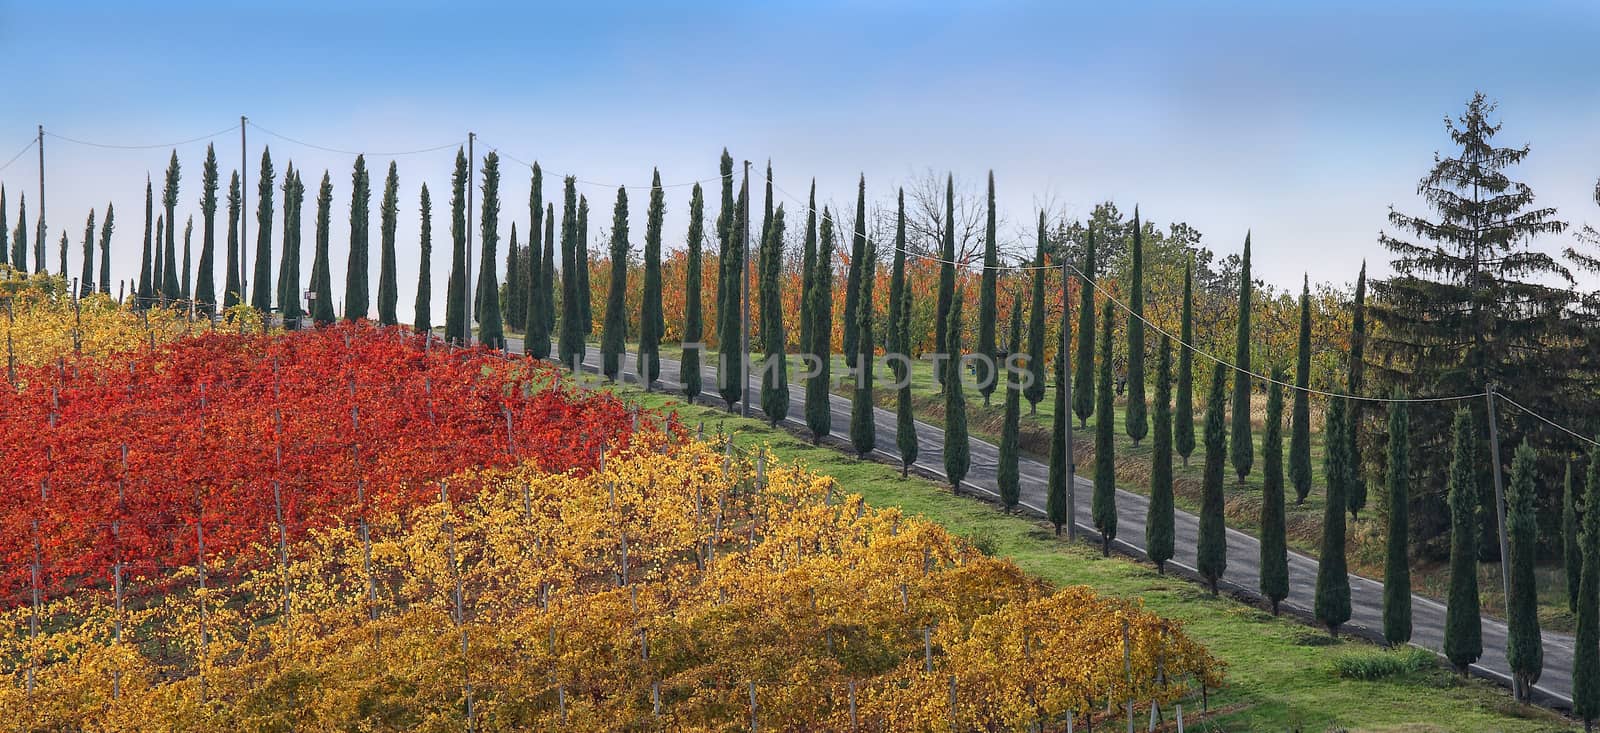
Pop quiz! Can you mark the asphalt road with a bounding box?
[506,337,1574,707]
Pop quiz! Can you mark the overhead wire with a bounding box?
[247,121,463,157]
[0,138,36,173]
[475,137,730,191]
[44,125,237,151]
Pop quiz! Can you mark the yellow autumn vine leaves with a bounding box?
[2,437,1222,731]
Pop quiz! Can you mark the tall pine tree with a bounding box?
[414,184,433,334]
[639,169,665,389]
[378,161,400,326]
[1024,210,1048,414]
[934,174,956,392]
[196,145,218,313]
[1126,207,1147,446]
[600,186,629,381]
[1175,259,1196,466]
[1230,232,1253,483]
[1073,227,1096,428]
[682,183,705,401]
[476,152,505,349]
[805,209,835,442]
[1261,369,1288,614]
[344,155,371,322]
[251,149,275,313]
[1383,395,1412,645]
[1148,335,1175,573]
[445,150,469,344]
[848,230,873,454]
[1198,362,1229,594]
[1290,276,1314,503]
[976,171,999,406]
[1506,441,1544,701]
[943,293,970,491]
[309,172,336,326]
[998,295,1024,511]
[1316,397,1352,635]
[762,205,790,427]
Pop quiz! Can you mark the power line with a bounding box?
[1493,391,1600,448]
[247,121,463,157]
[0,138,36,173]
[44,125,237,151]
[475,137,730,191]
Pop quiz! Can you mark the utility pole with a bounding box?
[740,160,751,418]
[1484,384,1516,701]
[37,125,45,274]
[1061,255,1076,540]
[466,132,475,345]
[240,116,248,298]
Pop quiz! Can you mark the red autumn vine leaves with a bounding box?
[0,323,646,604]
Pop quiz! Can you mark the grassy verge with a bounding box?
[617,384,1576,732]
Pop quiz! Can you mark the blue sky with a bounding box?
[2,1,1597,322]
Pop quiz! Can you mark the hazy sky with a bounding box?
[3,1,1597,324]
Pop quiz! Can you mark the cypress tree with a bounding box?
[842,175,867,367]
[1047,329,1071,535]
[276,167,302,329]
[849,231,874,455]
[505,226,521,330]
[1290,276,1313,503]
[682,183,705,401]
[414,184,433,334]
[445,149,469,344]
[1198,362,1229,594]
[57,231,68,283]
[476,152,505,349]
[800,182,820,364]
[895,282,919,477]
[1072,227,1096,428]
[757,161,775,349]
[79,210,95,298]
[600,186,629,381]
[378,161,400,326]
[251,149,275,313]
[524,163,546,353]
[1261,369,1288,614]
[557,176,582,366]
[543,202,555,334]
[1347,263,1368,518]
[805,209,835,442]
[140,180,156,305]
[1316,397,1352,634]
[14,193,28,278]
[934,173,955,392]
[1443,409,1482,674]
[161,151,181,303]
[154,217,164,303]
[1383,395,1412,645]
[1175,259,1196,466]
[0,187,8,273]
[223,172,241,308]
[884,188,905,376]
[1093,299,1118,556]
[717,170,747,410]
[196,145,218,313]
[998,295,1024,510]
[345,154,371,322]
[1573,443,1600,728]
[762,205,790,427]
[1024,210,1048,414]
[309,172,336,327]
[943,293,970,491]
[1147,335,1175,573]
[1506,441,1543,700]
[713,150,735,392]
[577,194,592,336]
[639,169,665,389]
[180,217,192,303]
[97,203,113,295]
[1230,232,1253,483]
[976,171,999,406]
[1126,208,1148,447]
[1567,461,1582,616]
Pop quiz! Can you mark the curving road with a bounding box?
[506,337,1573,708]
